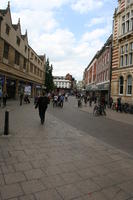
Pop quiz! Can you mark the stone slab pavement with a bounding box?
[80,103,133,126]
[0,100,133,199]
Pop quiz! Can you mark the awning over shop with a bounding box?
[86,82,109,91]
[97,82,109,91]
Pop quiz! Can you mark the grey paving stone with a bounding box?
[1,164,15,174]
[14,162,33,172]
[56,184,82,200]
[40,176,54,189]
[90,164,110,176]
[0,183,23,199]
[60,171,82,184]
[0,174,5,185]
[4,172,26,184]
[77,168,96,179]
[91,175,116,189]
[75,179,100,195]
[18,194,36,200]
[102,186,132,200]
[82,191,109,200]
[118,180,133,195]
[58,162,77,173]
[47,174,66,187]
[21,180,46,194]
[43,165,62,175]
[24,169,45,180]
[35,189,63,200]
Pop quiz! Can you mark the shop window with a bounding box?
[3,42,9,59]
[15,51,20,65]
[119,76,124,94]
[127,75,132,95]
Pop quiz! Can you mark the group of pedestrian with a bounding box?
[53,93,65,108]
[19,92,30,106]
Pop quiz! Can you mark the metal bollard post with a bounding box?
[4,110,9,135]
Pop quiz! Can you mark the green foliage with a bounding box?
[44,58,54,92]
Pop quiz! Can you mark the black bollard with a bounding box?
[4,110,9,135]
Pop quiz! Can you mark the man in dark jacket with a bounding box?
[35,92,50,124]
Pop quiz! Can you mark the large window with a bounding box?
[5,24,10,35]
[23,58,26,69]
[121,11,133,34]
[125,44,128,65]
[3,42,9,59]
[120,46,124,66]
[119,76,124,94]
[127,75,132,95]
[120,42,133,66]
[15,51,20,65]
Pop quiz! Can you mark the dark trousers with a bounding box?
[39,108,47,124]
[20,97,23,106]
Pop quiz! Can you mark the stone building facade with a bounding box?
[111,0,133,103]
[0,3,46,98]
[53,76,71,90]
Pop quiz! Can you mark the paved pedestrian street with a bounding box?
[0,102,133,199]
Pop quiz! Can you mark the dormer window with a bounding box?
[16,36,20,46]
[5,24,10,35]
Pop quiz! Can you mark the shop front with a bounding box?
[97,82,109,104]
[6,78,16,99]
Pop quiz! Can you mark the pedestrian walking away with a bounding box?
[35,91,50,124]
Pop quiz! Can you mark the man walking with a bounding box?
[35,91,50,124]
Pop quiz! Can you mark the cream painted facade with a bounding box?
[0,3,46,98]
[111,0,133,103]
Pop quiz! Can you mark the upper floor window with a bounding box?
[16,36,20,46]
[25,46,27,53]
[129,42,133,65]
[15,50,20,65]
[23,58,26,70]
[127,75,132,95]
[30,63,33,73]
[120,46,124,66]
[5,24,10,35]
[3,42,9,59]
[119,76,124,94]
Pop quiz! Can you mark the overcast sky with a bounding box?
[0,0,117,81]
